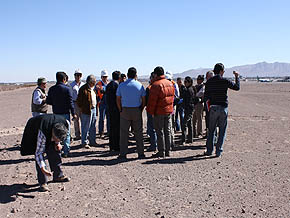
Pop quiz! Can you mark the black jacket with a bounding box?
[106,80,119,112]
[204,75,240,107]
[20,114,68,156]
[183,86,199,111]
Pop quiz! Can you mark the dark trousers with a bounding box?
[108,109,120,150]
[35,144,63,185]
[153,114,171,153]
[182,109,194,142]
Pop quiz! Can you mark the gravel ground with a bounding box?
[0,82,290,218]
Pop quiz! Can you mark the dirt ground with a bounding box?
[0,82,289,218]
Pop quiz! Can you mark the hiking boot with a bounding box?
[53,176,70,183]
[39,183,49,192]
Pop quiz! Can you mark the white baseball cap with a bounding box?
[101,70,109,77]
[74,69,82,75]
[165,71,173,80]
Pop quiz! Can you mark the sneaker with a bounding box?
[53,176,70,183]
[151,152,165,158]
[216,153,222,158]
[83,144,91,149]
[165,151,170,157]
[39,183,49,192]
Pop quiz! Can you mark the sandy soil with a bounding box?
[0,82,290,218]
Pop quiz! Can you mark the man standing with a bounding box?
[204,63,240,157]
[192,75,205,138]
[175,77,186,132]
[96,70,110,138]
[147,66,175,158]
[20,114,70,192]
[70,69,85,140]
[47,71,76,157]
[31,77,48,117]
[106,71,121,151]
[77,75,98,148]
[116,67,146,159]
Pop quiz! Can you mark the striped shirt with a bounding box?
[35,130,47,168]
[204,75,240,107]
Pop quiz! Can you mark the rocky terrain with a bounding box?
[0,82,290,217]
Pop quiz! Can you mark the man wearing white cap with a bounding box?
[165,71,179,149]
[96,70,110,138]
[70,69,85,140]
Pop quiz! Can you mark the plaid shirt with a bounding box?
[35,130,46,168]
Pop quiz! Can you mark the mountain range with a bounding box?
[175,62,290,78]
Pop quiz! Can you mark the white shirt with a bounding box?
[70,80,85,101]
[90,87,97,108]
[33,88,46,105]
[196,86,204,98]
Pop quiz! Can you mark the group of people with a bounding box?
[25,63,240,191]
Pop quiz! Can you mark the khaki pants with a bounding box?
[120,107,144,156]
[192,102,203,136]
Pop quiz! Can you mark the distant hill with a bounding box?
[175,62,290,78]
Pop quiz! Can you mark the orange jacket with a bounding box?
[146,75,175,115]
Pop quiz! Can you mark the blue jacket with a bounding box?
[47,82,75,115]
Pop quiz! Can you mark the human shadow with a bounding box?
[0,158,34,166]
[172,144,206,151]
[0,144,20,152]
[63,156,135,167]
[142,153,218,165]
[0,183,39,204]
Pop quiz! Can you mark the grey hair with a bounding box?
[86,74,96,84]
[52,123,68,141]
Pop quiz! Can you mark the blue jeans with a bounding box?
[175,105,184,132]
[206,105,228,156]
[146,112,157,150]
[98,103,110,134]
[81,108,97,145]
[57,114,71,155]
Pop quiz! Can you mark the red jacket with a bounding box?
[147,75,175,115]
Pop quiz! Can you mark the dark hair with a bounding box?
[153,66,164,76]
[127,67,137,79]
[121,73,126,79]
[184,76,193,86]
[52,123,68,141]
[112,71,121,80]
[213,63,225,75]
[56,71,67,83]
[176,77,182,81]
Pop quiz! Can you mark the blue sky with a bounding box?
[1,0,290,82]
